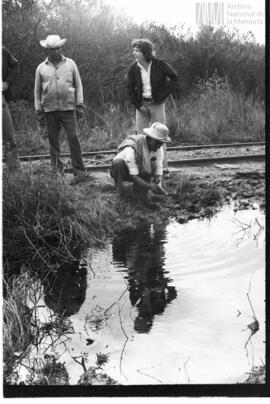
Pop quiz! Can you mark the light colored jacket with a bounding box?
[34,56,83,112]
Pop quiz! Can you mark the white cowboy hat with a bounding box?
[143,122,171,143]
[40,35,66,49]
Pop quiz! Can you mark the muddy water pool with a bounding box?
[42,205,265,385]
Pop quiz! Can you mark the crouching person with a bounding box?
[110,122,171,203]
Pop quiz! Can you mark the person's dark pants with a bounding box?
[45,110,85,176]
[110,158,150,197]
[2,95,20,172]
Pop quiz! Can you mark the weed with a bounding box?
[174,172,193,196]
[245,365,265,384]
[33,355,69,385]
[78,367,118,385]
[3,271,38,380]
[96,352,110,368]
[200,184,223,206]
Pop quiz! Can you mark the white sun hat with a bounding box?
[143,122,171,143]
[40,35,66,49]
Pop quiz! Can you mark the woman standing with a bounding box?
[127,38,178,173]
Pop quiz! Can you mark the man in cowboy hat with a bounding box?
[110,122,171,200]
[34,34,86,183]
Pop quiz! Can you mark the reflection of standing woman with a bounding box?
[127,38,178,173]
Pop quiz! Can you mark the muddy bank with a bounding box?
[76,161,265,232]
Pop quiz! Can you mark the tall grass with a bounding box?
[3,169,118,381]
[3,270,71,384]
[76,102,134,151]
[8,100,48,154]
[3,272,36,379]
[10,78,264,156]
[9,101,134,155]
[166,74,265,144]
[3,170,118,278]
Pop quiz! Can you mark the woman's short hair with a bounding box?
[132,38,154,62]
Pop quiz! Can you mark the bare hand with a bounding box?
[152,184,168,195]
[76,106,84,120]
[36,111,46,127]
[2,81,9,91]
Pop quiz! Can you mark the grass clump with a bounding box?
[3,272,36,381]
[174,172,193,196]
[32,355,69,385]
[167,173,224,217]
[187,182,224,208]
[3,170,118,278]
[78,367,118,385]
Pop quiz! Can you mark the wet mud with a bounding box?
[81,161,265,233]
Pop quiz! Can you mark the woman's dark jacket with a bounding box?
[127,57,178,109]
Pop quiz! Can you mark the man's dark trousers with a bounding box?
[45,110,85,175]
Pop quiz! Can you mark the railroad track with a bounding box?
[11,141,265,162]
[4,141,265,172]
[66,153,264,173]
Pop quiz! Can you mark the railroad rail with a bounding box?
[7,141,265,162]
[63,153,264,173]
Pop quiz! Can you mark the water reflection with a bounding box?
[43,260,87,316]
[38,208,264,385]
[112,224,177,333]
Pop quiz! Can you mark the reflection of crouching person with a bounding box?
[110,122,171,199]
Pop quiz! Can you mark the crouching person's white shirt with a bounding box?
[115,146,164,176]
